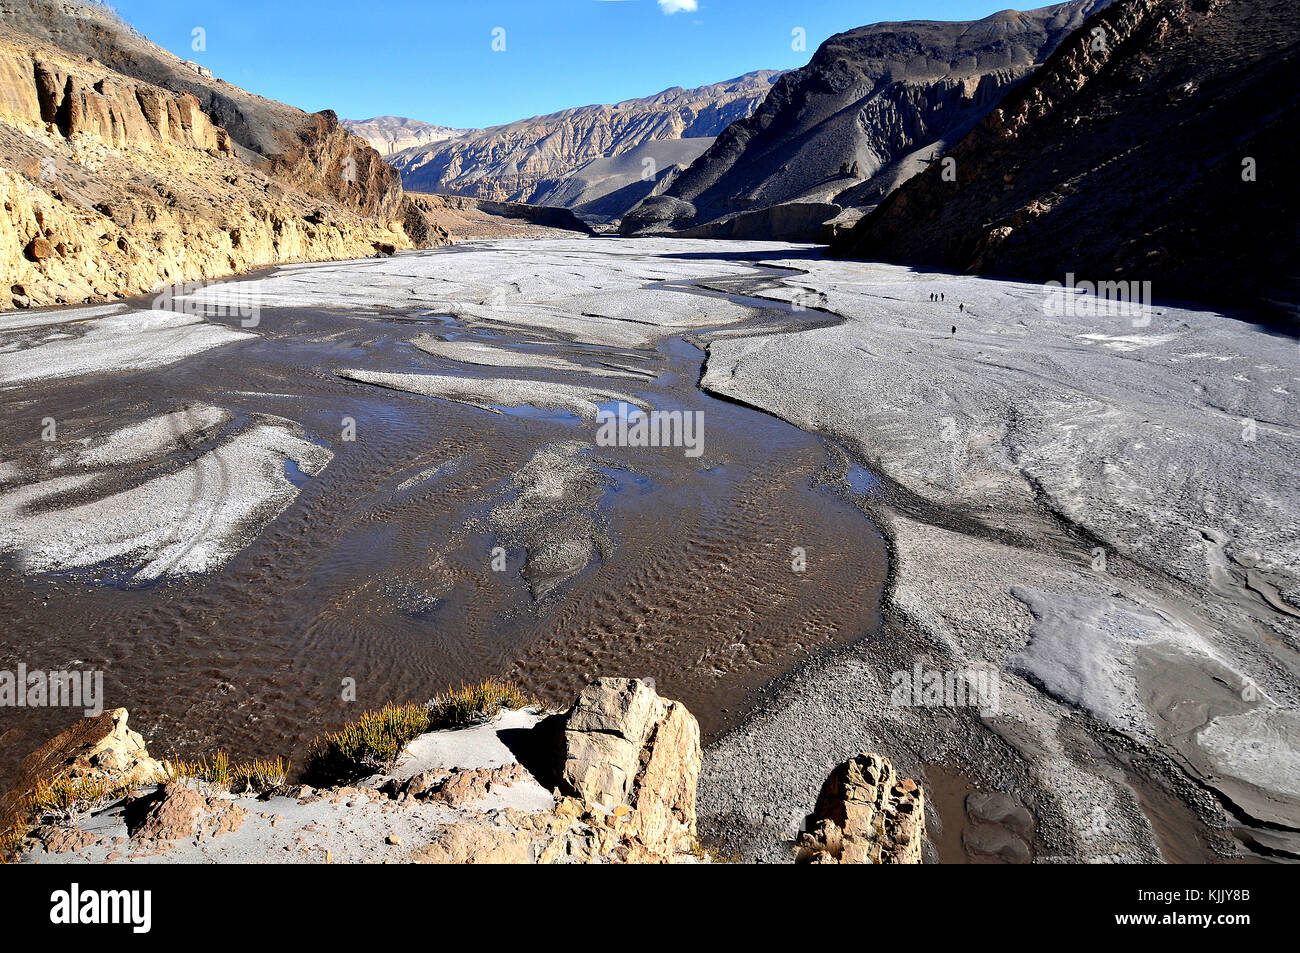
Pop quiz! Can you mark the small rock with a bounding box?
[25,237,54,261]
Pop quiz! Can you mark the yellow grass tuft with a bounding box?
[429,678,533,730]
[305,677,535,784]
[164,751,289,795]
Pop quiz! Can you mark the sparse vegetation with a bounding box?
[23,773,148,827]
[164,752,289,795]
[0,772,162,862]
[305,678,535,785]
[4,680,538,859]
[230,757,290,795]
[689,839,739,863]
[429,678,534,731]
[0,822,28,864]
[164,750,229,788]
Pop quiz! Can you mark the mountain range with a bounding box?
[340,115,474,156]
[621,0,1111,238]
[3,0,1291,315]
[380,71,782,222]
[835,0,1298,313]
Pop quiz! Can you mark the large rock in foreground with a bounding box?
[560,677,702,858]
[0,708,165,830]
[796,753,925,864]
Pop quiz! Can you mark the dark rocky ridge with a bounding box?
[834,0,1299,316]
[620,0,1111,239]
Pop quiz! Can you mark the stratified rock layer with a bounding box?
[341,116,473,157]
[390,72,780,212]
[0,0,449,310]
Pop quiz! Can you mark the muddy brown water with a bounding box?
[0,259,888,785]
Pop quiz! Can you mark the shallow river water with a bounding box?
[0,240,887,784]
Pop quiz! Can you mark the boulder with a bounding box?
[127,782,249,842]
[25,236,54,260]
[796,753,925,864]
[410,823,533,864]
[0,708,165,830]
[562,677,666,808]
[559,677,701,857]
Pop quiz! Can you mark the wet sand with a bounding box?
[0,239,885,785]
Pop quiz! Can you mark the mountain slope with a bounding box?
[835,0,1299,315]
[621,0,1110,237]
[341,116,474,156]
[0,0,448,310]
[389,71,781,218]
[1,0,404,220]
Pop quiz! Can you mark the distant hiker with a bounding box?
[941,293,945,302]
[959,303,964,312]
[951,325,957,337]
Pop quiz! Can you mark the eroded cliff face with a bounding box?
[1,0,406,221]
[834,0,1299,314]
[389,72,781,209]
[263,108,405,223]
[620,0,1111,237]
[0,0,442,310]
[0,43,417,310]
[0,52,228,153]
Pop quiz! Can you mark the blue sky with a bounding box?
[110,0,1016,128]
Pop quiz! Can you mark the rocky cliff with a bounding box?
[388,71,781,217]
[341,115,473,156]
[620,0,1111,239]
[0,0,447,310]
[834,0,1299,315]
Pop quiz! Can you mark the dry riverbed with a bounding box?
[0,238,1294,864]
[695,258,1300,862]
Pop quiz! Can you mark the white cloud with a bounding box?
[658,0,699,13]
